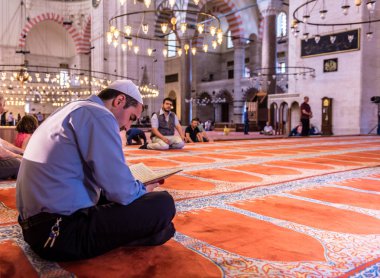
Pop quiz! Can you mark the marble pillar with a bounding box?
[233,41,246,124]
[180,41,192,125]
[257,0,282,95]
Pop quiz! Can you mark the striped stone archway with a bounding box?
[192,0,245,47]
[18,13,91,54]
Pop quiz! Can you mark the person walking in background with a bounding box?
[15,115,39,149]
[243,107,249,135]
[300,96,312,136]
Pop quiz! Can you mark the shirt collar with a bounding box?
[159,108,171,116]
[88,95,106,107]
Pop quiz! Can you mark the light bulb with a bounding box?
[142,23,149,34]
[147,48,153,56]
[366,31,374,41]
[144,0,151,8]
[210,26,216,36]
[121,43,127,51]
[110,26,116,33]
[114,29,120,39]
[355,0,362,6]
[171,17,177,29]
[319,10,327,19]
[106,32,113,44]
[169,0,175,8]
[133,46,139,54]
[348,34,354,43]
[314,34,321,44]
[161,23,168,33]
[177,48,183,56]
[191,47,197,55]
[120,0,126,5]
[303,15,310,23]
[197,23,204,34]
[127,40,133,49]
[112,40,118,48]
[341,4,350,15]
[203,44,208,52]
[180,23,187,34]
[330,35,336,44]
[124,25,132,36]
[303,32,309,42]
[194,0,199,4]
[184,44,190,54]
[212,40,217,49]
[367,0,376,13]
[163,49,168,57]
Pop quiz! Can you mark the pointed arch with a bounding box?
[18,13,87,54]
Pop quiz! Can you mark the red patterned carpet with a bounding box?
[1,135,380,277]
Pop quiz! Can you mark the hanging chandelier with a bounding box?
[108,0,223,57]
[250,66,316,93]
[0,64,160,107]
[292,0,379,42]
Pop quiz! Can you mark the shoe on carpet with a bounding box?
[139,143,148,149]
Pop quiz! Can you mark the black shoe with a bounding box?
[139,143,148,149]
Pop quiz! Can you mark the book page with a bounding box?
[129,163,182,184]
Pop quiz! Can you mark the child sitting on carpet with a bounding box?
[15,115,38,149]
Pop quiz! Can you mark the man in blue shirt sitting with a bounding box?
[16,80,176,261]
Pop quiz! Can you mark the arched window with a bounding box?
[167,31,176,57]
[227,30,234,48]
[276,12,287,38]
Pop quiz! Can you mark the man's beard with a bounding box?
[163,107,171,113]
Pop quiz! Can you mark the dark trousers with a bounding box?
[0,158,20,179]
[19,191,176,261]
[127,133,147,145]
[244,122,249,134]
[301,118,310,136]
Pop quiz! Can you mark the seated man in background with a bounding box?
[260,122,274,135]
[185,118,202,143]
[140,97,185,150]
[289,122,303,137]
[194,118,211,142]
[0,94,24,180]
[126,127,147,145]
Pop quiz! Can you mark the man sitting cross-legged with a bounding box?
[140,97,185,150]
[185,118,203,143]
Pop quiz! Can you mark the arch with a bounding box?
[18,13,85,54]
[80,16,92,54]
[215,89,233,123]
[198,0,244,40]
[243,87,259,101]
[192,0,244,47]
[279,102,289,135]
[290,101,300,134]
[269,102,278,133]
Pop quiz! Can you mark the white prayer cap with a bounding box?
[107,80,143,104]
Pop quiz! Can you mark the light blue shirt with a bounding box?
[151,109,180,129]
[16,95,146,219]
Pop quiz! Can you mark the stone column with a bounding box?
[180,41,192,125]
[233,40,246,124]
[257,0,282,95]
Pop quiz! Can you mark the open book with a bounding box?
[129,163,182,185]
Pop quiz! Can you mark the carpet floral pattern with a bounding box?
[1,136,380,277]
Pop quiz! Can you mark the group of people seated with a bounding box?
[126,98,211,149]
